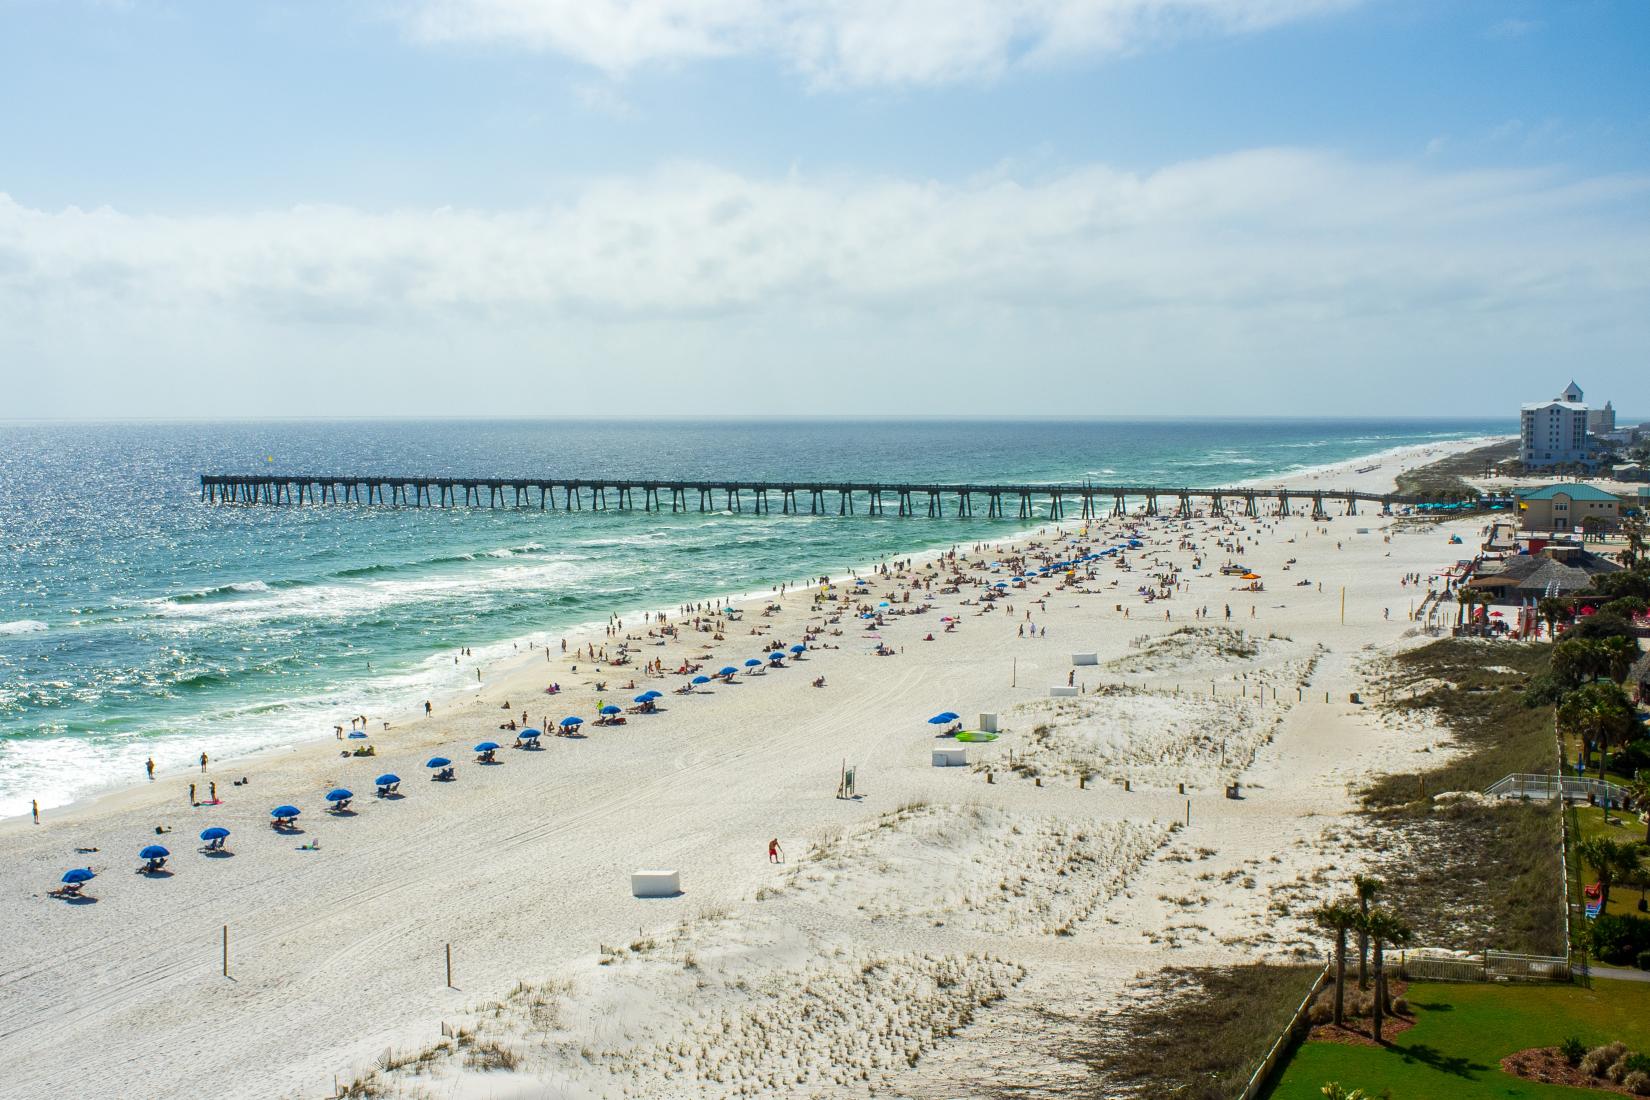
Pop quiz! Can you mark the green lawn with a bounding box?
[1569,804,1650,920]
[1265,979,1650,1100]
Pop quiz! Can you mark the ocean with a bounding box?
[0,417,1505,815]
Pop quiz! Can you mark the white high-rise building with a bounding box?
[1520,381,1591,468]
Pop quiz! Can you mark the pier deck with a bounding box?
[199,475,1455,520]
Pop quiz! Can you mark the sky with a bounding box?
[1,0,1647,420]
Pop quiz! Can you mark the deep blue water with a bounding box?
[0,418,1507,814]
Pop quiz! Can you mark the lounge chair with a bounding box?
[331,798,352,812]
[50,882,84,899]
[436,767,456,781]
[142,857,167,873]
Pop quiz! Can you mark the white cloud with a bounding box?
[392,0,1359,86]
[3,150,1647,416]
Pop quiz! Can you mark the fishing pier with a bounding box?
[200,475,1434,520]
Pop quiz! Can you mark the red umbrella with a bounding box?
[1579,605,1597,616]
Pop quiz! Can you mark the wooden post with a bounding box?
[446,943,453,988]
[223,924,228,977]
[1185,799,1191,826]
[1011,658,1016,687]
[1340,586,1346,624]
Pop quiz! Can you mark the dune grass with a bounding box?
[1265,979,1650,1100]
[998,963,1321,1099]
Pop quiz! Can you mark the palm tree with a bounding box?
[1552,638,1605,687]
[1559,682,1637,779]
[1600,635,1639,684]
[1627,774,1650,846]
[1312,901,1360,1026]
[1538,596,1571,639]
[1577,837,1646,913]
[1353,875,1381,989]
[1364,909,1412,1043]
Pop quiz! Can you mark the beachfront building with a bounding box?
[1466,541,1622,603]
[1519,381,1591,468]
[1587,400,1617,435]
[1514,484,1621,533]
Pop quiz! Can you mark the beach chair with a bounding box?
[142,856,167,874]
[50,882,83,899]
[437,767,456,782]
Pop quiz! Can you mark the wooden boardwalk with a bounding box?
[200,474,1438,519]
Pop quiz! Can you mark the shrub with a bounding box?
[1561,1036,1587,1067]
[1626,1070,1650,1097]
[1591,914,1650,966]
[1628,1053,1650,1076]
[1583,1042,1629,1077]
[1613,739,1650,776]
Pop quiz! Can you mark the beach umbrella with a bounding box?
[744,658,762,667]
[139,844,170,860]
[879,601,890,607]
[560,717,583,726]
[769,652,784,660]
[599,705,621,715]
[634,693,655,703]
[518,730,540,740]
[271,805,301,818]
[931,711,960,723]
[200,826,230,841]
[473,742,500,752]
[424,757,451,769]
[374,773,400,786]
[347,731,368,739]
[717,667,737,677]
[640,690,662,700]
[994,582,1008,588]
[789,644,805,653]
[326,787,353,802]
[62,868,96,884]
[691,675,711,684]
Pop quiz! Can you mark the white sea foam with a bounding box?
[0,619,47,635]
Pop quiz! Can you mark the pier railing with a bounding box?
[200,474,1442,520]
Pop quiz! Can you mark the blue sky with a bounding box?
[1,0,1647,419]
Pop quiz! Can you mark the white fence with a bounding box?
[1400,949,1570,984]
[1485,773,1630,805]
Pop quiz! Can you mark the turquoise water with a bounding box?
[0,418,1505,814]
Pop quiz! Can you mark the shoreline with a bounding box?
[2,431,1510,825]
[2,441,1499,1098]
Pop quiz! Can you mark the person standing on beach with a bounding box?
[209,781,216,802]
[32,799,38,824]
[200,751,208,773]
[189,783,196,805]
[425,700,432,717]
[768,838,783,863]
[146,757,155,780]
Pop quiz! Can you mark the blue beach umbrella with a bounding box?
[139,844,170,859]
[518,730,540,740]
[271,805,301,819]
[62,868,96,884]
[474,742,500,752]
[879,601,890,607]
[200,826,230,842]
[326,788,353,802]
[744,658,762,667]
[634,694,654,703]
[560,717,583,726]
[425,757,451,769]
[718,667,737,676]
[599,705,620,715]
[789,644,805,653]
[768,652,784,660]
[691,675,711,685]
[348,731,368,739]
[928,712,960,724]
[375,773,401,786]
[640,690,662,700]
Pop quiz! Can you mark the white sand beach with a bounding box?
[0,437,1506,1099]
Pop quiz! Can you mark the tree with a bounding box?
[1363,909,1412,1043]
[1552,638,1605,688]
[1538,596,1571,639]
[1558,682,1638,778]
[1312,901,1360,1027]
[1577,837,1646,913]
[1620,513,1646,569]
[1601,635,1640,684]
[1627,774,1650,846]
[1353,875,1382,989]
